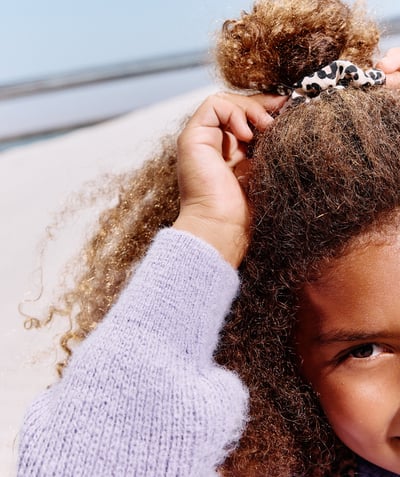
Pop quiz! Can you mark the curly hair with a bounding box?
[217,86,400,475]
[35,0,400,475]
[216,0,379,93]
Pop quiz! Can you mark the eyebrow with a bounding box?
[314,330,396,345]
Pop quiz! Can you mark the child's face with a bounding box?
[296,233,400,472]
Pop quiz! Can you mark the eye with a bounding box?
[347,343,386,359]
[334,342,393,365]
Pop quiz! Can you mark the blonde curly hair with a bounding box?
[216,0,379,93]
[34,0,400,475]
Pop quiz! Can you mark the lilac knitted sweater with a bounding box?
[17,228,397,476]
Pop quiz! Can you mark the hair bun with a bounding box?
[215,0,380,93]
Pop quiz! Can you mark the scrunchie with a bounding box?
[278,60,386,104]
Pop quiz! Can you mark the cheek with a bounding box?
[315,372,389,452]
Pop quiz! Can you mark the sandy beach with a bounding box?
[0,85,216,476]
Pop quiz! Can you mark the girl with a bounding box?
[17,0,400,475]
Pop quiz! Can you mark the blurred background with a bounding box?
[1,0,400,151]
[1,2,400,475]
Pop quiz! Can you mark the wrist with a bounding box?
[173,215,248,269]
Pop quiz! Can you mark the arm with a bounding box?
[18,93,286,476]
[18,228,246,476]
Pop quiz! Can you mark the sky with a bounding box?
[1,0,400,85]
[0,0,252,84]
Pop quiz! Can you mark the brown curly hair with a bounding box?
[217,86,400,475]
[35,0,400,475]
[216,0,379,93]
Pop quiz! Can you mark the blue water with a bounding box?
[1,0,399,86]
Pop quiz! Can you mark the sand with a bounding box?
[0,85,216,476]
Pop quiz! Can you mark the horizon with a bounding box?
[1,0,400,86]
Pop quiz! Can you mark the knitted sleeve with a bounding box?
[18,228,249,477]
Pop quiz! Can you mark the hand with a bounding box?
[376,47,400,89]
[173,92,287,268]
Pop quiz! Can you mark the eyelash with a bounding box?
[338,343,391,363]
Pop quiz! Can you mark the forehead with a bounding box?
[298,232,400,334]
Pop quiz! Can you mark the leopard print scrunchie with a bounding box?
[278,60,386,104]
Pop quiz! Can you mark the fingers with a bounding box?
[215,92,287,132]
[187,92,287,145]
[385,72,400,90]
[376,48,400,89]
[187,96,253,144]
[246,93,289,124]
[376,47,400,74]
[222,130,248,167]
[233,158,251,188]
[177,91,288,179]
